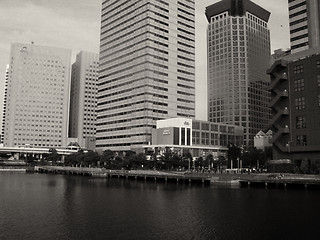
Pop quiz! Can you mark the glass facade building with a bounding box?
[97,0,195,152]
[146,117,243,158]
[206,0,271,147]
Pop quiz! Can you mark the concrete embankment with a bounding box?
[21,166,320,189]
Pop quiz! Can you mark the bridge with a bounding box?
[0,146,78,160]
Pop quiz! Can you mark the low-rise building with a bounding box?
[254,130,272,150]
[267,51,320,162]
[144,118,243,159]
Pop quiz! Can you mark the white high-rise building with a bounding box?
[97,0,196,152]
[289,0,320,53]
[1,64,9,145]
[69,51,99,150]
[4,43,71,148]
[206,0,271,147]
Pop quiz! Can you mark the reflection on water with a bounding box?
[1,173,320,240]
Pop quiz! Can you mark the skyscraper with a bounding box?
[3,43,71,148]
[69,51,99,150]
[289,0,320,53]
[206,0,271,147]
[97,0,195,152]
[1,64,9,145]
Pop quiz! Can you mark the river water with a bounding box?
[0,173,319,240]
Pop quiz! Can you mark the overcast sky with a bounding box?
[0,0,290,120]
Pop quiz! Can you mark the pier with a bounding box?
[239,174,320,190]
[34,167,320,189]
[35,166,211,185]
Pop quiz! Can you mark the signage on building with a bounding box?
[163,129,170,135]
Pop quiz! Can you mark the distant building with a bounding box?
[267,53,320,161]
[289,0,320,53]
[1,64,9,145]
[144,117,243,158]
[69,51,99,151]
[254,130,272,150]
[97,0,196,152]
[206,0,271,148]
[3,43,71,148]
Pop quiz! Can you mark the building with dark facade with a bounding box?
[267,0,320,163]
[267,53,320,162]
[206,0,271,148]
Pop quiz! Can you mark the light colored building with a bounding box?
[69,51,99,150]
[144,117,243,158]
[3,43,71,148]
[1,64,9,145]
[97,0,195,152]
[254,130,272,150]
[206,0,271,148]
[289,0,320,53]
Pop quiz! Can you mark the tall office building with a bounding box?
[289,0,320,53]
[206,0,271,147]
[69,51,99,150]
[97,0,195,152]
[3,43,71,148]
[1,64,9,145]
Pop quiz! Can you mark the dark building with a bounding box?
[267,53,320,162]
[206,0,271,148]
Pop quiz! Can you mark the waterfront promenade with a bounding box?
[33,166,320,189]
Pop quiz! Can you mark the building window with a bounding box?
[317,60,320,69]
[317,75,320,87]
[294,79,304,91]
[296,116,306,129]
[318,94,320,107]
[295,97,305,110]
[296,135,307,146]
[293,65,303,74]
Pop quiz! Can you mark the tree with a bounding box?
[205,154,214,170]
[227,144,241,168]
[82,151,100,167]
[217,156,227,171]
[47,148,60,165]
